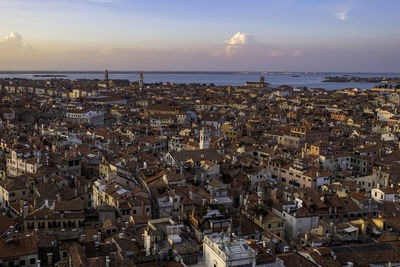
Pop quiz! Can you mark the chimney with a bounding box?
[44,199,49,208]
[37,260,41,267]
[356,188,360,193]
[377,183,381,189]
[119,233,124,239]
[80,235,85,242]
[106,256,111,267]
[391,184,394,188]
[74,188,78,197]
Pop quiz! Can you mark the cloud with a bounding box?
[215,32,302,60]
[0,32,31,55]
[336,11,347,21]
[4,32,23,43]
[225,32,252,57]
[336,3,352,21]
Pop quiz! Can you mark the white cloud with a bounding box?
[336,11,347,21]
[0,32,30,53]
[4,32,23,43]
[336,3,352,21]
[213,32,302,59]
[225,32,251,56]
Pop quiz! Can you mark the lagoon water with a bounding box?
[0,72,399,90]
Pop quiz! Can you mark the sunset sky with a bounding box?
[0,0,399,72]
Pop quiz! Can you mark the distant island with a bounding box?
[33,74,67,78]
[323,76,400,83]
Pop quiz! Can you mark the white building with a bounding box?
[371,185,399,202]
[200,127,210,149]
[203,233,256,267]
[275,204,319,239]
[65,110,104,126]
[376,110,395,121]
[6,148,41,177]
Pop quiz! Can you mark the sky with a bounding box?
[0,0,399,72]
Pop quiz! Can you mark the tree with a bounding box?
[218,204,226,215]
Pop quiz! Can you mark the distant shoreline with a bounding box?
[323,76,400,83]
[33,74,67,78]
[1,71,400,75]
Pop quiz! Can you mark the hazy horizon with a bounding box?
[1,70,400,75]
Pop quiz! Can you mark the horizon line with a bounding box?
[0,70,399,75]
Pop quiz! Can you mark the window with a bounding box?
[63,251,68,258]
[19,260,25,266]
[30,258,36,264]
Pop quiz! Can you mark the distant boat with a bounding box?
[291,75,300,77]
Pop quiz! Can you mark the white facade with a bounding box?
[65,110,104,126]
[377,110,395,121]
[6,149,40,177]
[200,127,210,149]
[281,209,319,238]
[371,188,398,202]
[203,234,256,267]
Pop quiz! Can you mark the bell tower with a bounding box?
[200,127,210,149]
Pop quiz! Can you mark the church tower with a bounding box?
[199,127,210,149]
[105,69,109,81]
[138,72,143,89]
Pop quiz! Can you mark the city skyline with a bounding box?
[0,0,399,72]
